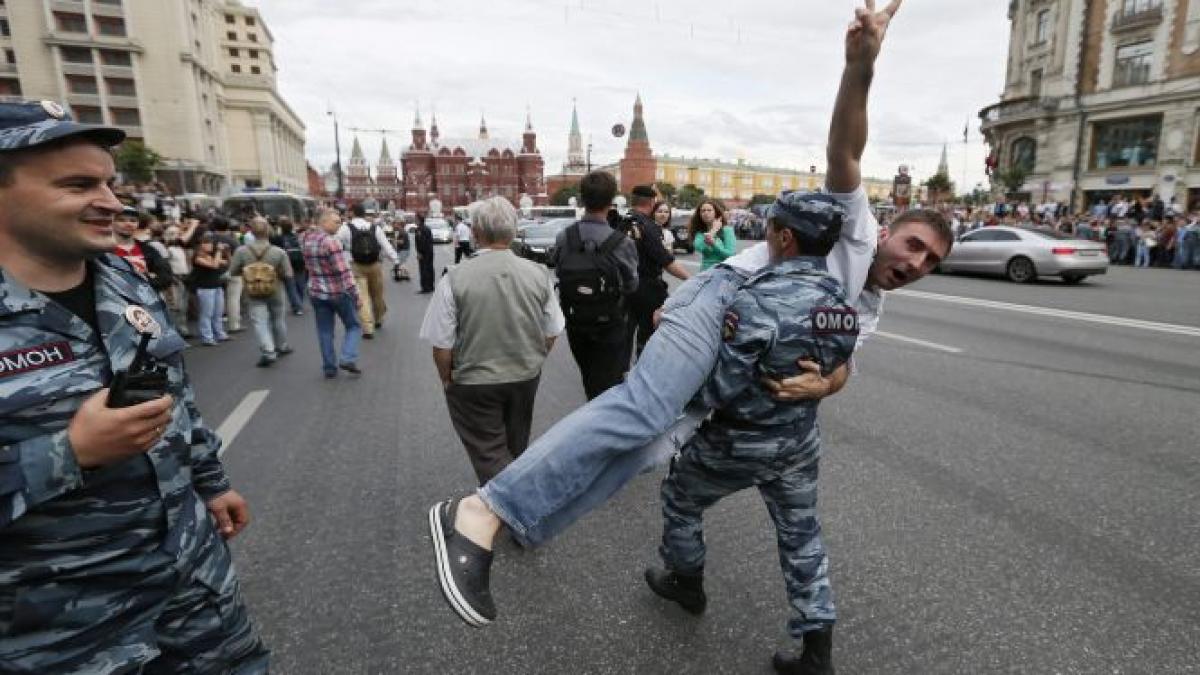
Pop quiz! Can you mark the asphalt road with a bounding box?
[184,242,1200,675]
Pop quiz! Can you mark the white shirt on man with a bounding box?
[454,222,472,246]
[337,217,400,265]
[722,185,882,350]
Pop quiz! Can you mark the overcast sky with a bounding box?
[248,0,1011,191]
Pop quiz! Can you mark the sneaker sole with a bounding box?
[428,502,491,628]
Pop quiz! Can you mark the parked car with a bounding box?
[670,210,695,254]
[938,226,1108,284]
[426,217,453,244]
[512,218,574,266]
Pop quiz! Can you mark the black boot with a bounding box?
[772,626,835,675]
[644,567,707,614]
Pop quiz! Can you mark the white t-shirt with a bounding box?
[454,222,472,244]
[722,185,882,350]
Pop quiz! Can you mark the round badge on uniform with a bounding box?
[40,100,66,120]
[124,305,162,338]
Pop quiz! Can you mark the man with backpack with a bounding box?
[229,217,295,367]
[338,203,398,339]
[552,171,639,400]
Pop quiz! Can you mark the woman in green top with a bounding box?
[690,199,736,270]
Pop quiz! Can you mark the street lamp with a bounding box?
[586,135,593,174]
[327,105,344,200]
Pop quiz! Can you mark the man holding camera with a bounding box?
[552,171,639,400]
[0,101,267,673]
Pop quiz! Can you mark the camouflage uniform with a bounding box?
[658,256,859,639]
[0,254,268,674]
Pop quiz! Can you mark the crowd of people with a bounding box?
[937,195,1200,269]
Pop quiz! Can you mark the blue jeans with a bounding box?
[248,291,290,358]
[311,293,361,374]
[1135,243,1152,267]
[479,266,744,546]
[196,287,227,344]
[285,271,307,313]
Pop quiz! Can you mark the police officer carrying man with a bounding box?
[0,101,268,673]
[644,192,859,675]
[623,185,691,366]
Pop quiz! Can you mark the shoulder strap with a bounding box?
[598,229,625,256]
[566,223,583,252]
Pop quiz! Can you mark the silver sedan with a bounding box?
[938,226,1108,284]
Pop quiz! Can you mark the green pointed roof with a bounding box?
[629,93,648,143]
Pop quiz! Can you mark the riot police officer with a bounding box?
[0,100,268,673]
[622,185,691,366]
[644,192,858,675]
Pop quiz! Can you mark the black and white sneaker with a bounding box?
[429,499,496,627]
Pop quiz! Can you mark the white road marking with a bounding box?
[872,331,964,354]
[215,389,270,457]
[892,289,1200,338]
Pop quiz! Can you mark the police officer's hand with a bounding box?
[206,489,251,540]
[68,389,175,469]
[762,360,849,402]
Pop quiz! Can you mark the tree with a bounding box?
[676,183,706,209]
[994,164,1029,197]
[114,140,162,184]
[550,183,580,206]
[748,193,775,207]
[923,172,954,196]
[654,181,677,204]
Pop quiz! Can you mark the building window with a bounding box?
[1090,115,1161,169]
[250,65,260,74]
[231,64,241,73]
[106,77,136,96]
[225,14,235,24]
[95,17,126,36]
[249,49,258,59]
[1033,9,1051,44]
[1114,41,1153,87]
[0,18,10,37]
[1011,137,1037,172]
[245,16,256,26]
[110,107,140,126]
[72,105,103,124]
[5,49,15,65]
[99,49,131,66]
[66,75,99,94]
[1030,68,1043,97]
[54,12,88,33]
[0,78,22,97]
[229,48,239,57]
[1121,0,1162,15]
[226,31,237,40]
[247,33,257,42]
[60,46,94,64]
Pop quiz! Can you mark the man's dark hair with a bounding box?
[211,216,231,232]
[0,136,115,187]
[351,202,366,218]
[579,171,618,212]
[891,208,954,252]
[630,185,656,208]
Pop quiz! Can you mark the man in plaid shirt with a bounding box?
[302,208,364,377]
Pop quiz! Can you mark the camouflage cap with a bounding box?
[767,191,845,241]
[0,99,125,152]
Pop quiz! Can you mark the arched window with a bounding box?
[1011,137,1037,172]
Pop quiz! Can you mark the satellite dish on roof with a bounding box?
[612,123,626,138]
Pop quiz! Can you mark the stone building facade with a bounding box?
[980,0,1200,210]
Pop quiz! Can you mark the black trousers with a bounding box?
[566,321,628,401]
[444,376,541,485]
[418,253,435,291]
[454,243,473,264]
[624,278,668,368]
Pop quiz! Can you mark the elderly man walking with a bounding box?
[419,197,565,485]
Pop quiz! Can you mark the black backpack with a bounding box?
[350,223,382,264]
[556,223,627,329]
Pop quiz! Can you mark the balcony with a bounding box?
[979,96,1061,129]
[49,0,86,12]
[1112,4,1163,32]
[65,93,102,107]
[91,3,126,19]
[100,64,134,78]
[106,94,138,108]
[60,62,96,76]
